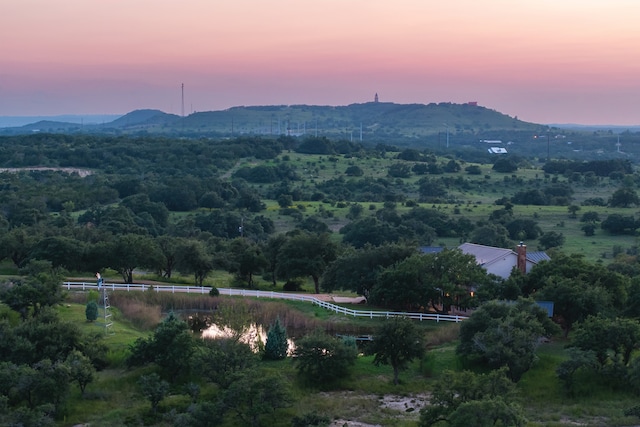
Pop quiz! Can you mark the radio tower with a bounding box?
[181,83,185,118]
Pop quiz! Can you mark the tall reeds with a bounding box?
[105,291,370,334]
[115,299,162,330]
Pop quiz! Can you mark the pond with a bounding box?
[186,312,373,354]
[202,322,297,355]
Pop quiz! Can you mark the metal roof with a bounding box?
[421,243,551,268]
[458,243,514,266]
[527,251,551,263]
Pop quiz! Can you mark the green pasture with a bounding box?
[54,293,640,427]
[232,152,640,264]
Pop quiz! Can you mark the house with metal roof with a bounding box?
[418,242,550,278]
[457,242,550,279]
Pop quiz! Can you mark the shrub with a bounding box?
[464,165,482,175]
[87,290,99,303]
[283,279,304,292]
[292,412,331,427]
[345,165,363,176]
[294,330,358,385]
[538,231,565,249]
[492,158,517,173]
[85,300,99,322]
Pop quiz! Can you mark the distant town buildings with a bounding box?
[481,139,508,154]
[488,147,508,154]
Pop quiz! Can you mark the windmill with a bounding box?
[96,273,113,335]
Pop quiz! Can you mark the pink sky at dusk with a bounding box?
[1,0,639,124]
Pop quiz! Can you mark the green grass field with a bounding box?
[50,294,640,427]
[244,152,639,264]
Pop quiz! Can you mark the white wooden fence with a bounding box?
[63,281,467,323]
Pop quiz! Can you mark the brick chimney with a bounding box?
[516,242,527,274]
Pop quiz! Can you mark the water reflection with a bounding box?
[202,322,296,355]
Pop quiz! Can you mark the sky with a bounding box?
[1,0,639,125]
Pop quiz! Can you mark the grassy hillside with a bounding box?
[3,102,547,141]
[232,151,638,263]
[177,102,543,139]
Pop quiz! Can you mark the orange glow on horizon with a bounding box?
[2,0,640,123]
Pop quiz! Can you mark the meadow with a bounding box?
[243,151,639,263]
[53,290,640,427]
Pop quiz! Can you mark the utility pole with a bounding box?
[443,123,449,148]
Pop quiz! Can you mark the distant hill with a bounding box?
[179,102,544,139]
[0,114,121,128]
[550,123,640,132]
[107,109,179,127]
[0,103,547,140]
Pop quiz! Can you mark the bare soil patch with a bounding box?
[322,392,430,426]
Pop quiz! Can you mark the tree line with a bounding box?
[5,247,640,425]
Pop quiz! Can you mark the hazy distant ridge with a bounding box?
[549,123,640,132]
[0,114,122,128]
[3,103,636,137]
